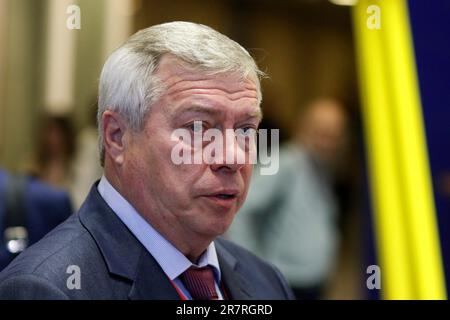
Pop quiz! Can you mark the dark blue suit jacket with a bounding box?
[0,170,72,270]
[0,183,294,299]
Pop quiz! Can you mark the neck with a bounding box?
[148,218,212,263]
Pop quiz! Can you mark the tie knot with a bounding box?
[181,266,218,300]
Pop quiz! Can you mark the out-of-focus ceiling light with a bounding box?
[329,0,359,6]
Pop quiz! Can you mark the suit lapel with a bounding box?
[78,184,180,300]
[216,239,254,300]
[127,249,180,300]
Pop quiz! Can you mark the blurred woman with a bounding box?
[27,114,76,191]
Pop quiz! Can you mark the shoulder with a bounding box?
[0,274,70,299]
[0,214,87,278]
[0,214,107,299]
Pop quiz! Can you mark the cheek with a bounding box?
[124,136,165,191]
[151,151,205,202]
[238,165,254,202]
[242,164,253,184]
[123,151,150,191]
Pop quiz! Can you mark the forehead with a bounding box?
[156,54,257,83]
[154,55,260,111]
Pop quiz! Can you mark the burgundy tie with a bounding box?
[181,266,219,300]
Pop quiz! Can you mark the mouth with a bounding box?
[213,193,237,200]
[208,189,239,198]
[202,190,239,208]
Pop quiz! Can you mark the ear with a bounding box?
[102,110,128,165]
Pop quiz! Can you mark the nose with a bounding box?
[209,131,247,173]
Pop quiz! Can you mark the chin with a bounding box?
[202,220,233,238]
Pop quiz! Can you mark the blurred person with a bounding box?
[0,22,294,300]
[0,169,72,270]
[27,115,76,191]
[228,98,349,299]
[28,110,103,210]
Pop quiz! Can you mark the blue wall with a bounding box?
[408,0,450,293]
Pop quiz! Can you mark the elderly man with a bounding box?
[0,22,294,300]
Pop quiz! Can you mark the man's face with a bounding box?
[123,56,261,242]
[301,101,347,165]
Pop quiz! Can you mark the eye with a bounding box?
[235,126,257,137]
[186,121,206,133]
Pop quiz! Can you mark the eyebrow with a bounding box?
[248,109,263,122]
[174,104,263,122]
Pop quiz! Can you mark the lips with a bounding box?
[214,194,236,199]
[201,189,239,208]
[207,189,239,198]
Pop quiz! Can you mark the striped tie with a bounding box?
[181,266,219,300]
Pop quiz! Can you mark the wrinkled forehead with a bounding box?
[154,54,259,97]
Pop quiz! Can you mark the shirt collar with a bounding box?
[97,176,221,282]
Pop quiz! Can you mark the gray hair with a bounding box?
[98,21,264,166]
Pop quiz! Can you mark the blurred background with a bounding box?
[0,0,449,299]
